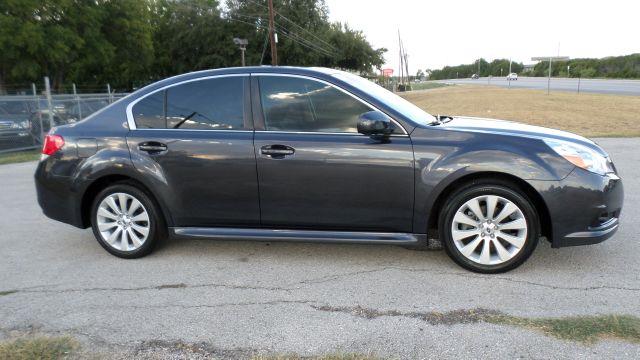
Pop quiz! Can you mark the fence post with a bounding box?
[107,83,113,103]
[31,83,42,145]
[73,83,82,120]
[43,77,54,137]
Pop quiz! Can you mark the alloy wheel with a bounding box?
[96,192,150,251]
[450,195,528,265]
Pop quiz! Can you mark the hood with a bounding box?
[436,116,606,154]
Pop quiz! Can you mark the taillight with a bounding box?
[42,134,65,155]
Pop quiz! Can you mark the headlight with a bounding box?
[544,139,613,175]
[10,121,30,130]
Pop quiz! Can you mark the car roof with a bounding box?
[160,66,339,84]
[132,66,350,100]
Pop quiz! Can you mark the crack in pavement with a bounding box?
[291,265,640,292]
[311,304,502,325]
[118,299,318,310]
[2,266,639,298]
[0,282,294,296]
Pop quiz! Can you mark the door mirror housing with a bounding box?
[357,111,394,136]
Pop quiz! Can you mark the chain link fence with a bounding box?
[0,79,128,154]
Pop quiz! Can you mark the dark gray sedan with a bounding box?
[34,67,623,273]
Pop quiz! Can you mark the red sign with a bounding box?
[381,68,394,77]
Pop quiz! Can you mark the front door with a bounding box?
[127,75,260,227]
[253,75,414,233]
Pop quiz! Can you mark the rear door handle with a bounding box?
[261,144,295,157]
[138,142,167,153]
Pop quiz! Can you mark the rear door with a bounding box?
[252,74,415,232]
[126,74,260,227]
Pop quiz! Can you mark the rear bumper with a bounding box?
[34,159,84,228]
[532,168,623,248]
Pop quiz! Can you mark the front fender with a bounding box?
[410,127,574,233]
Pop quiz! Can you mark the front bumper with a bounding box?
[532,168,623,248]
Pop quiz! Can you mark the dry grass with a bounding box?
[0,336,79,360]
[401,85,640,137]
[489,314,640,344]
[0,149,40,165]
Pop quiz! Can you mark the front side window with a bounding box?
[131,76,245,130]
[259,76,371,133]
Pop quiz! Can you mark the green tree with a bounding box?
[0,0,387,92]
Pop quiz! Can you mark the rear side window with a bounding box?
[132,92,165,129]
[131,76,246,130]
[166,77,245,130]
[258,76,371,133]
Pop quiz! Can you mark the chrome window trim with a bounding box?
[125,73,249,131]
[254,130,408,137]
[251,73,409,135]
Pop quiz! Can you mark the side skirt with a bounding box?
[170,227,426,245]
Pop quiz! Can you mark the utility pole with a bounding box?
[397,30,403,87]
[233,38,248,66]
[267,0,278,66]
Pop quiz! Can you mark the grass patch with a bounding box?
[490,314,640,344]
[400,85,640,137]
[253,353,380,360]
[313,305,640,344]
[0,150,40,165]
[406,82,449,91]
[0,336,79,360]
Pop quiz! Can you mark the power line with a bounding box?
[153,1,340,63]
[243,0,338,53]
[275,13,338,53]
[228,17,336,59]
[260,31,269,65]
[232,12,336,56]
[227,15,336,59]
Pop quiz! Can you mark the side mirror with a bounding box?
[357,111,394,136]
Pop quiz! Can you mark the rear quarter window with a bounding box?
[132,92,165,129]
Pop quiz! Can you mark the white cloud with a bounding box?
[325,0,639,74]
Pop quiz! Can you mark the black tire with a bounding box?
[439,181,539,273]
[90,182,165,258]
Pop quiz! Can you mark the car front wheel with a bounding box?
[439,182,539,273]
[90,183,164,258]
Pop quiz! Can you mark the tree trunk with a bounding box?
[0,67,6,95]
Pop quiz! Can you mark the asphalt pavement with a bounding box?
[436,77,640,96]
[1,138,639,359]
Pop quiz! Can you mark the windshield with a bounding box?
[332,71,434,126]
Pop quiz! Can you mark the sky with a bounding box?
[324,0,639,74]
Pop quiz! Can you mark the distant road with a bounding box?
[435,76,640,96]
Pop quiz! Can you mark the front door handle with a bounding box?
[261,144,295,158]
[138,142,167,153]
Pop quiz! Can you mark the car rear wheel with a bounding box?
[90,183,163,258]
[439,182,539,273]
